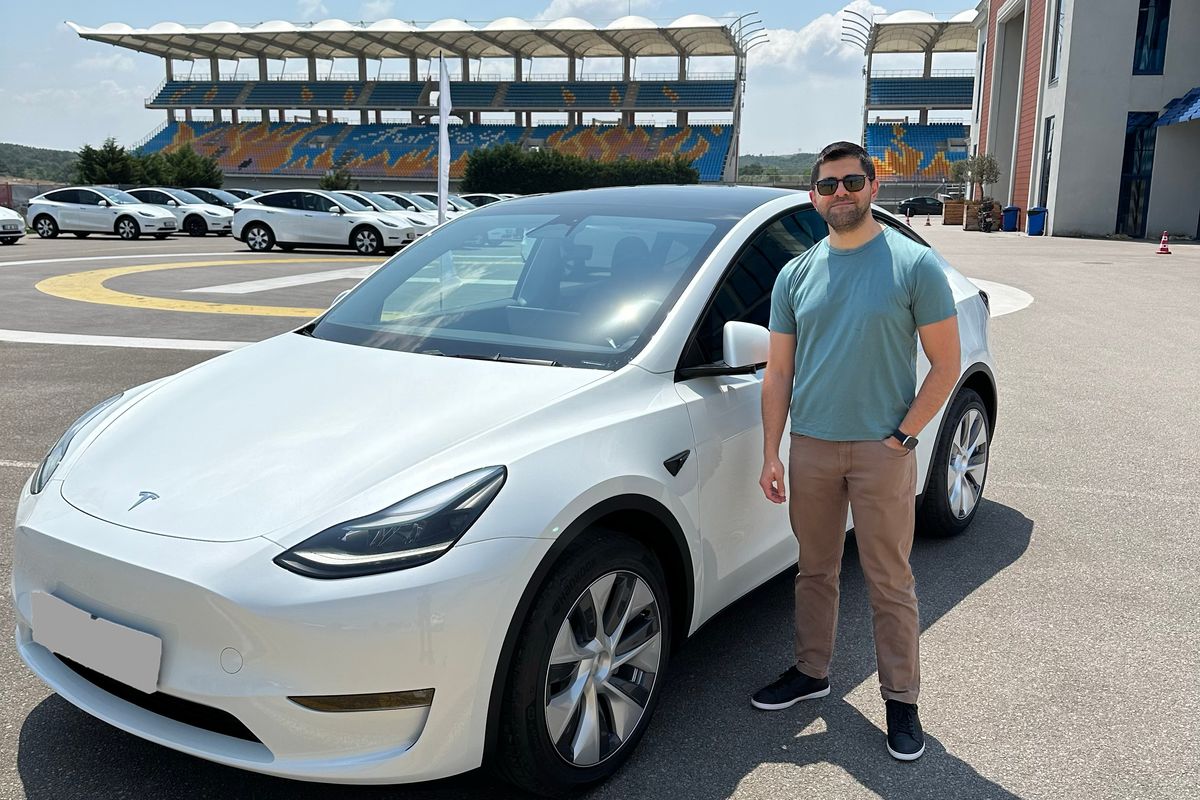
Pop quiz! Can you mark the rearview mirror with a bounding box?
[724,321,770,369]
[329,206,343,214]
[167,199,179,207]
[98,200,110,208]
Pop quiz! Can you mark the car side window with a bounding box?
[302,193,334,213]
[45,190,78,203]
[258,192,299,210]
[77,190,105,206]
[682,209,828,367]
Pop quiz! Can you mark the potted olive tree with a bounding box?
[951,154,1001,231]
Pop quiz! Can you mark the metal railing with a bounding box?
[868,69,975,78]
[162,72,738,83]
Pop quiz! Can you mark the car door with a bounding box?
[39,190,78,229]
[75,189,115,232]
[675,208,829,621]
[300,192,349,245]
[256,192,303,241]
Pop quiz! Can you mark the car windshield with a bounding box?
[93,187,141,205]
[329,192,372,211]
[357,192,405,211]
[310,200,734,370]
[400,193,437,211]
[165,189,206,205]
[193,188,241,206]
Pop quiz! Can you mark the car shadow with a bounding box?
[17,499,1031,800]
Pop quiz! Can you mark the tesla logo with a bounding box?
[128,491,160,511]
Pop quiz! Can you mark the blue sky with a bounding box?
[0,1,975,156]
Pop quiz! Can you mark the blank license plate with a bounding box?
[32,591,162,694]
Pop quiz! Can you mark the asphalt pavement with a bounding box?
[1,228,1197,799]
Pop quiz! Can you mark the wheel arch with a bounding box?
[919,362,997,499]
[184,213,206,230]
[113,214,138,233]
[482,493,694,761]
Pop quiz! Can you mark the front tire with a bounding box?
[33,215,58,238]
[115,217,140,240]
[918,388,990,537]
[351,225,384,255]
[244,223,274,252]
[496,531,671,796]
[184,215,207,237]
[1,238,16,245]
[72,232,91,238]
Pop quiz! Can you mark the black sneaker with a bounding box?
[885,700,925,761]
[750,666,830,710]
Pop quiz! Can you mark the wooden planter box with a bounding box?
[942,200,965,226]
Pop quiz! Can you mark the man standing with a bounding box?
[751,141,961,761]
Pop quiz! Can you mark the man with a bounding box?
[751,141,961,761]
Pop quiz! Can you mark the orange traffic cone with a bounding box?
[925,215,931,227]
[1156,231,1171,254]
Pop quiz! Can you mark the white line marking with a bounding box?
[0,460,38,470]
[0,252,267,268]
[0,328,248,351]
[187,267,374,294]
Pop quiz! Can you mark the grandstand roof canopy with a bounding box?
[865,10,978,54]
[66,16,744,60]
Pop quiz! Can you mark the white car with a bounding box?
[12,186,996,795]
[376,190,461,219]
[1,205,25,244]
[26,186,178,240]
[331,190,438,237]
[460,192,508,207]
[415,192,478,214]
[232,189,415,255]
[127,188,233,237]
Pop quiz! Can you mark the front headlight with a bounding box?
[274,466,507,579]
[379,218,402,228]
[136,210,156,218]
[30,393,124,495]
[203,209,223,217]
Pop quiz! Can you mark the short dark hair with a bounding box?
[810,141,876,189]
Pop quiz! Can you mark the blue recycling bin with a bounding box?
[1001,206,1020,232]
[1026,207,1047,236]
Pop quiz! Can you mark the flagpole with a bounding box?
[437,53,452,226]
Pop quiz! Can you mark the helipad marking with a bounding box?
[971,279,1034,317]
[187,266,374,294]
[0,460,39,470]
[0,327,248,351]
[35,258,378,318]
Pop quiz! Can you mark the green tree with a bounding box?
[740,163,764,176]
[76,138,136,184]
[951,154,1001,200]
[318,167,355,190]
[133,151,172,185]
[460,143,699,193]
[159,144,223,187]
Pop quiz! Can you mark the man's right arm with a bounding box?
[760,331,796,504]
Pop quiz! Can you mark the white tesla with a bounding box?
[127,188,234,237]
[13,186,996,796]
[1,204,25,244]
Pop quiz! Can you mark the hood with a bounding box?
[128,203,176,218]
[61,334,603,541]
[189,203,232,216]
[0,206,21,221]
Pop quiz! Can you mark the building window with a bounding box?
[1132,0,1171,75]
[1039,117,1055,208]
[1116,113,1158,238]
[1049,0,1065,82]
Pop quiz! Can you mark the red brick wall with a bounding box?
[1012,0,1045,213]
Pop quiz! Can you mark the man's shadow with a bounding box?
[17,500,1031,800]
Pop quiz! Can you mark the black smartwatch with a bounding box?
[892,429,918,450]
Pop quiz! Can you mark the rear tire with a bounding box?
[115,217,140,240]
[244,223,274,252]
[918,388,990,537]
[184,215,207,237]
[33,216,59,239]
[351,225,384,255]
[1,238,16,245]
[495,530,672,797]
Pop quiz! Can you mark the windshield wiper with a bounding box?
[423,349,561,367]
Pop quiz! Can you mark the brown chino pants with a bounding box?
[788,433,920,703]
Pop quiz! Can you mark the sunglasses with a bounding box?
[813,174,869,196]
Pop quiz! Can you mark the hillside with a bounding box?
[0,143,77,183]
[738,152,819,176]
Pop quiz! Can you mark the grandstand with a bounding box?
[844,10,977,203]
[69,16,763,187]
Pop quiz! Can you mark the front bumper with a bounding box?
[1,221,24,239]
[141,219,177,232]
[12,484,551,783]
[206,217,233,232]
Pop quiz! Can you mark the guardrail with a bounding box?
[162,72,739,84]
[868,69,975,78]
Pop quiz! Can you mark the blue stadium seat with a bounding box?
[867,77,974,108]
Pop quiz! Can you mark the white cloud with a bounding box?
[297,0,329,19]
[537,0,656,23]
[77,52,135,73]
[360,0,394,21]
[747,1,886,78]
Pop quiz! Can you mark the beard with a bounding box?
[821,196,871,232]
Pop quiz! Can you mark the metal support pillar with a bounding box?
[210,57,223,122]
[308,57,318,122]
[165,59,176,122]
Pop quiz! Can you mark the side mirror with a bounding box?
[329,206,343,214]
[98,200,110,208]
[167,199,179,207]
[724,321,770,369]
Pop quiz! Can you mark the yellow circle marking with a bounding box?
[35,257,379,318]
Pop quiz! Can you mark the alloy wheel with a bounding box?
[947,407,988,519]
[117,219,138,239]
[35,218,56,238]
[247,226,270,250]
[544,571,663,768]
[354,229,379,254]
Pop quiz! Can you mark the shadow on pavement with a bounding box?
[17,499,1031,800]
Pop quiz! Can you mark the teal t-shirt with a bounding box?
[768,226,957,441]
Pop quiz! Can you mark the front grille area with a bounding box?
[56,655,262,744]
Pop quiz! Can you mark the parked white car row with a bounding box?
[0,205,25,245]
[232,189,421,256]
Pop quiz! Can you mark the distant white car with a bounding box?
[459,193,507,207]
[415,192,478,214]
[127,188,233,237]
[224,188,263,200]
[26,187,177,240]
[233,189,415,255]
[331,190,438,237]
[376,191,460,219]
[185,187,244,210]
[1,205,25,245]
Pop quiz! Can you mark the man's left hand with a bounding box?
[882,435,907,452]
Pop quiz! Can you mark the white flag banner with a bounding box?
[437,54,452,225]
